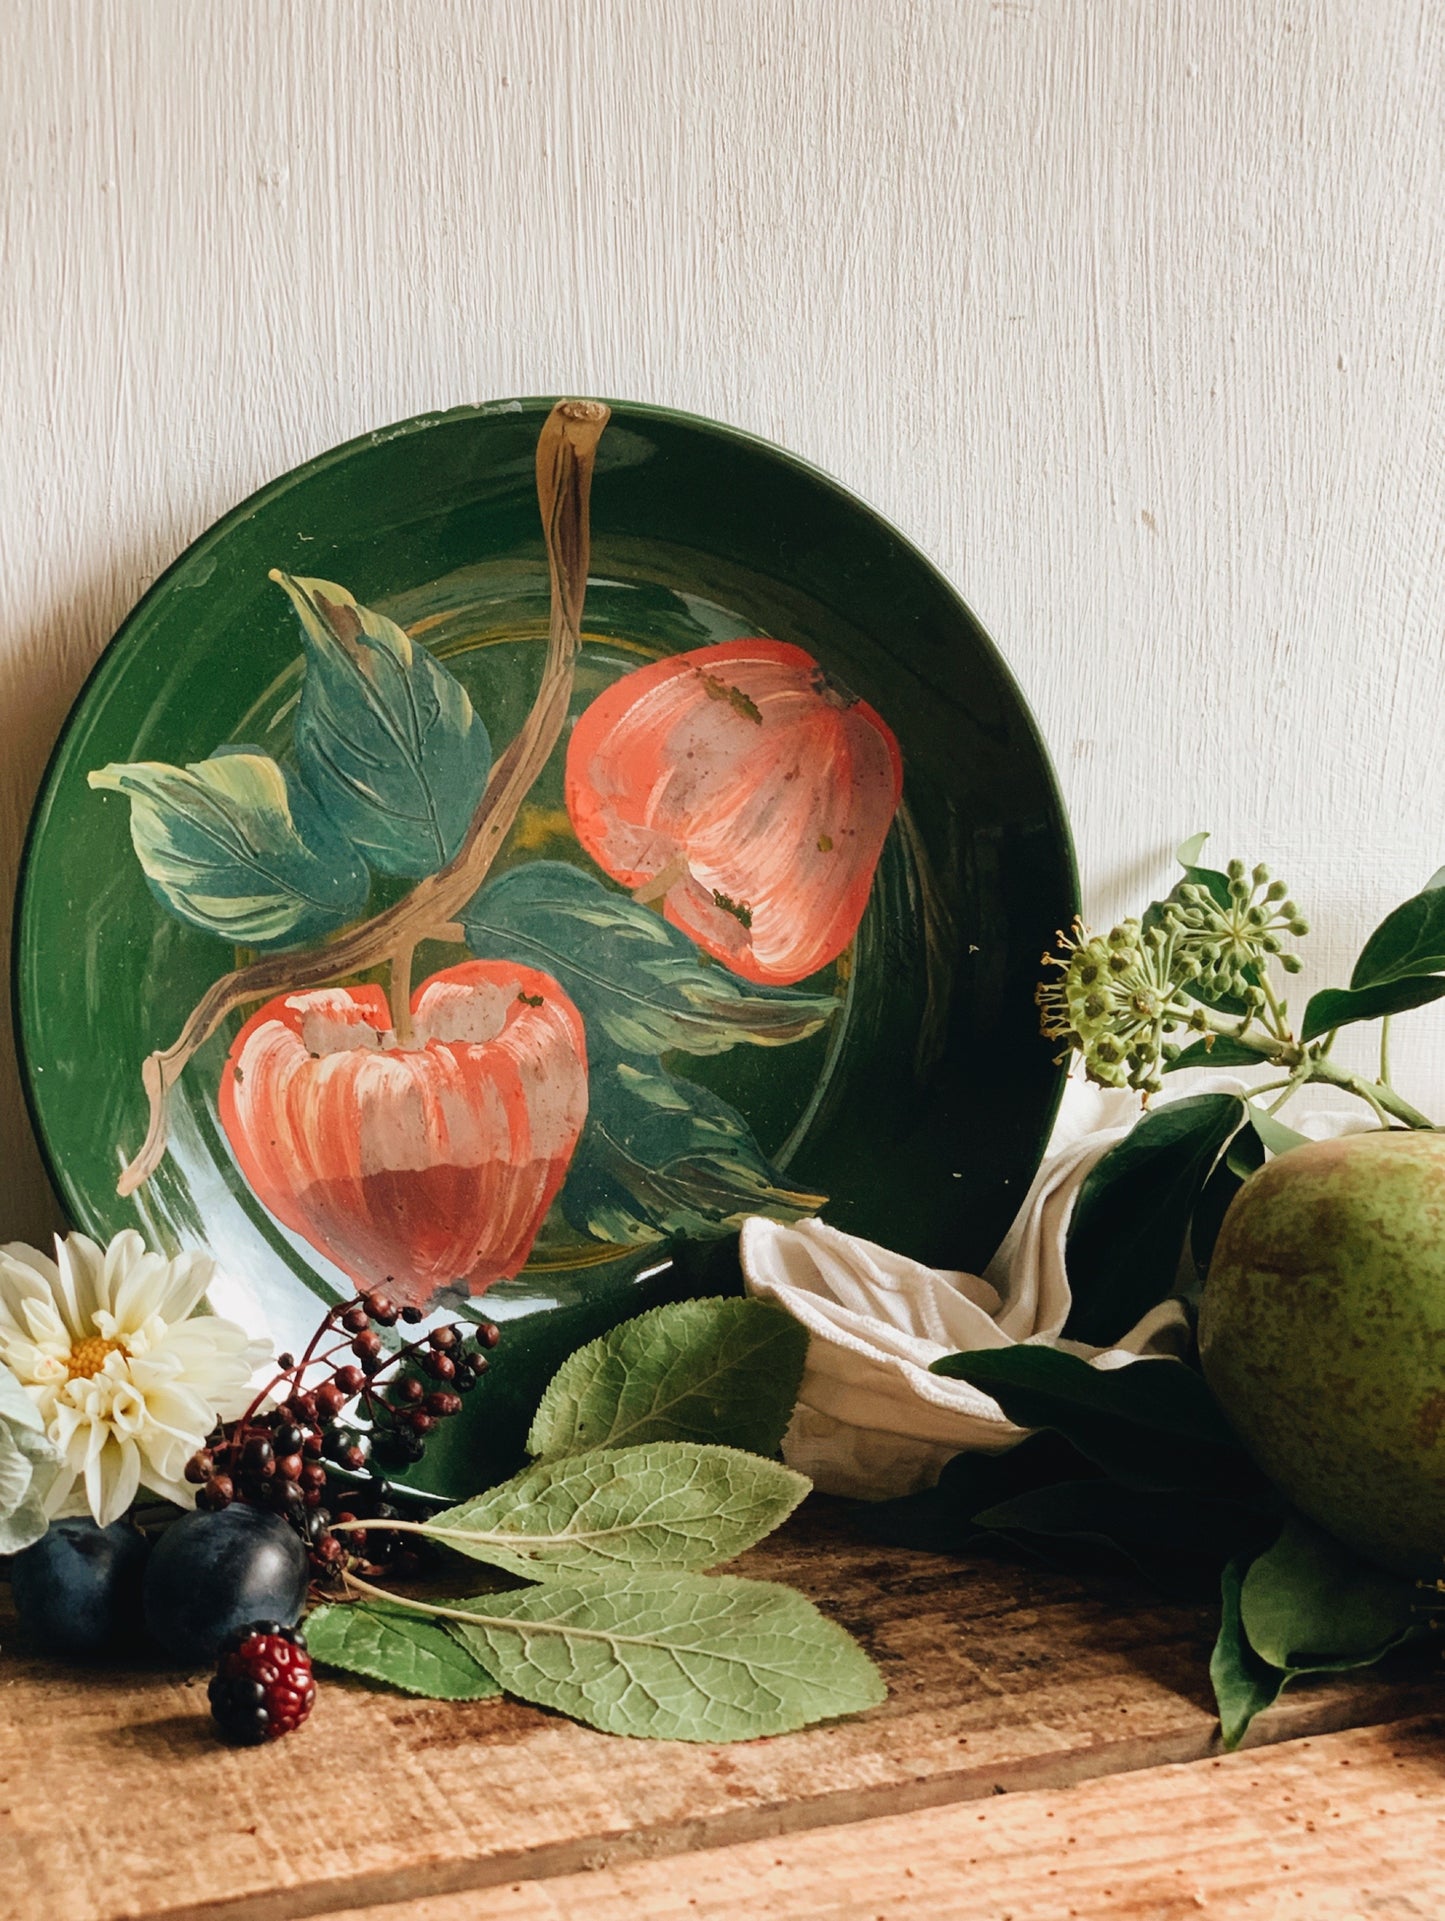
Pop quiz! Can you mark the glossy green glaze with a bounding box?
[15,399,1076,1492]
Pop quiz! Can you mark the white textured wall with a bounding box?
[4,0,1445,1241]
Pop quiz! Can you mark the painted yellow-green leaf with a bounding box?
[88,748,368,948]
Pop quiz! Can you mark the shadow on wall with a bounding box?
[0,551,160,1240]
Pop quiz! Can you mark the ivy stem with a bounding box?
[1300,1054,1433,1129]
[1380,1015,1393,1087]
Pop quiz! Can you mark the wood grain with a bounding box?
[7,0,1445,1239]
[1,1505,1436,1921]
[330,1716,1445,1921]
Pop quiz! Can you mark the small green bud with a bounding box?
[1281,901,1298,919]
[1246,905,1268,927]
[1252,864,1270,887]
[1260,933,1281,953]
[1227,858,1246,881]
[1281,953,1302,974]
[1289,918,1309,937]
[1265,878,1287,902]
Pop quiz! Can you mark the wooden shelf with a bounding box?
[2,1501,1438,1920]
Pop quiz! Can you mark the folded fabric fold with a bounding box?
[741,1074,1369,1499]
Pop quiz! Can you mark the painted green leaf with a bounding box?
[1211,1556,1284,1749]
[463,861,837,1056]
[1062,1093,1244,1345]
[275,572,492,880]
[1351,879,1445,989]
[1239,1515,1418,1671]
[528,1296,809,1461]
[1302,975,1445,1042]
[561,1052,825,1247]
[930,1347,1263,1496]
[448,1572,885,1740]
[305,1601,501,1700]
[422,1442,809,1579]
[88,748,369,947]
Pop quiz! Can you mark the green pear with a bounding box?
[1199,1129,1445,1575]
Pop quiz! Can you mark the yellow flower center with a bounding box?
[66,1334,127,1380]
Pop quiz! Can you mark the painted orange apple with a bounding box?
[565,640,902,985]
[218,961,588,1307]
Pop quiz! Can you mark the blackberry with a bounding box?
[208,1622,316,1745]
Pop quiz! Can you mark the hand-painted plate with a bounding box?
[15,398,1076,1494]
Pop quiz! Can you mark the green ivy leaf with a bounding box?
[305,1602,501,1700]
[1163,1035,1269,1073]
[930,1347,1262,1495]
[973,1480,1274,1597]
[275,572,492,880]
[1242,1104,1311,1160]
[463,861,837,1056]
[1351,879,1445,989]
[1239,1515,1418,1670]
[561,1052,825,1247]
[88,748,369,948]
[421,1442,809,1579]
[1062,1094,1244,1345]
[448,1572,885,1741]
[528,1296,808,1461]
[1302,976,1445,1043]
[1211,1556,1285,1749]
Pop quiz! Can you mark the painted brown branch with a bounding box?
[116,398,611,1196]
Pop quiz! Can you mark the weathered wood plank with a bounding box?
[333,1715,1445,1921]
[1,1504,1434,1921]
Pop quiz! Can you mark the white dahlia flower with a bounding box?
[0,1230,270,1525]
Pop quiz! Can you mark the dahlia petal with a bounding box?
[56,1233,109,1340]
[93,1436,141,1526]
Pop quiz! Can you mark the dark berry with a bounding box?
[314,1381,348,1421]
[365,1292,399,1326]
[372,1428,426,1468]
[184,1449,214,1485]
[302,1430,324,1460]
[273,1423,305,1456]
[394,1376,424,1404]
[452,1365,477,1393]
[311,1532,345,1570]
[333,1365,366,1397]
[409,1411,437,1435]
[301,1461,329,1492]
[276,1453,304,1483]
[476,1323,501,1349]
[208,1623,316,1745]
[400,1305,423,1325]
[350,1329,382,1361]
[241,1436,275,1479]
[422,1352,455,1382]
[198,1474,234,1511]
[427,1325,459,1351]
[276,1351,296,1370]
[11,1519,149,1655]
[143,1506,308,1665]
[426,1391,462,1417]
[341,1304,370,1333]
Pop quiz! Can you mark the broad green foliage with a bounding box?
[463,861,837,1056]
[527,1296,809,1461]
[423,1442,809,1579]
[1061,1094,1244,1346]
[88,749,368,948]
[276,573,492,879]
[449,1572,885,1742]
[1302,975,1445,1042]
[1351,879,1445,989]
[305,1602,501,1700]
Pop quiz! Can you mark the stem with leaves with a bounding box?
[116,398,611,1196]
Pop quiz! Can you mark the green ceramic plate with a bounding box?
[15,397,1076,1493]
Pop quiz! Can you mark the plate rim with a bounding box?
[13,393,1078,1249]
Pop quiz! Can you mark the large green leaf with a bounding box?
[1302,975,1445,1042]
[463,861,837,1056]
[1211,1556,1285,1749]
[528,1296,808,1461]
[561,1052,824,1247]
[860,1433,1091,1556]
[88,748,369,947]
[973,1480,1274,1596]
[305,1602,501,1700]
[448,1572,885,1740]
[1351,879,1445,989]
[1239,1516,1418,1669]
[1063,1093,1244,1345]
[275,572,492,880]
[1163,1034,1270,1073]
[930,1347,1262,1495]
[421,1442,809,1579]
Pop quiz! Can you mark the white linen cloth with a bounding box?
[741,1075,1369,1499]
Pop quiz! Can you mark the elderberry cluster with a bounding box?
[184,1288,501,1579]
